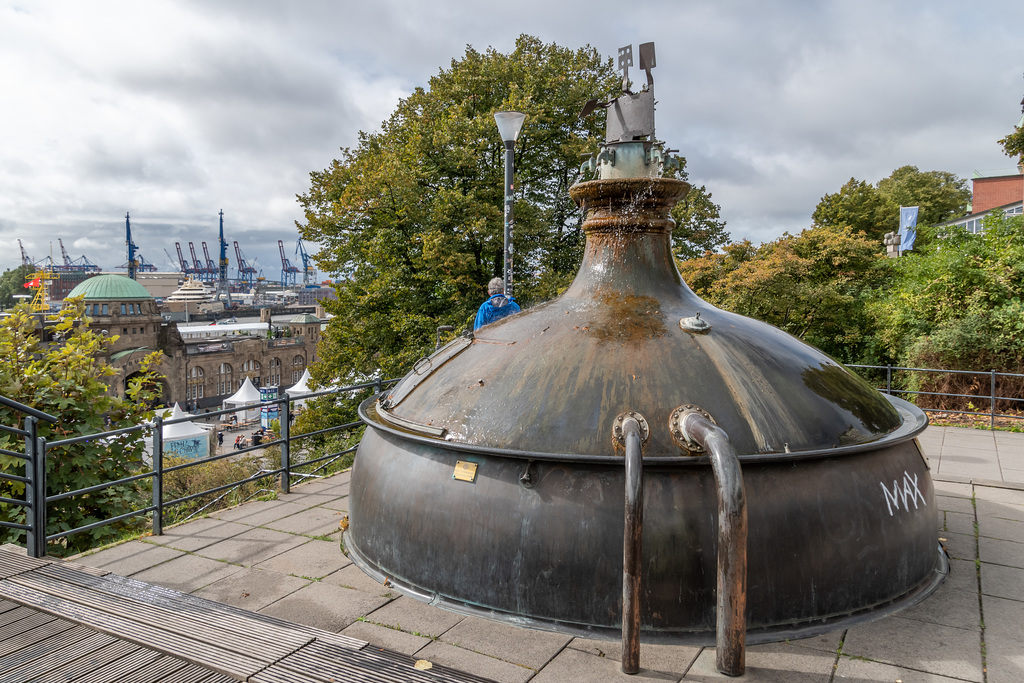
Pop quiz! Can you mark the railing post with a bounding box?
[374,376,383,397]
[620,416,644,675]
[152,416,163,536]
[991,369,997,429]
[886,364,892,395]
[280,396,291,494]
[24,417,47,558]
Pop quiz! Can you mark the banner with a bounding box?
[899,206,919,252]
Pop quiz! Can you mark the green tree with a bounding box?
[812,167,970,243]
[0,265,32,309]
[0,300,163,556]
[299,37,723,392]
[678,225,886,362]
[869,210,1024,371]
[667,157,730,259]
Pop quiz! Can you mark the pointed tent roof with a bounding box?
[224,376,262,405]
[159,403,207,440]
[286,369,313,397]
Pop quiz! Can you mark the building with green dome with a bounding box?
[63,274,320,408]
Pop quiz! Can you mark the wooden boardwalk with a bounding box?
[0,548,494,682]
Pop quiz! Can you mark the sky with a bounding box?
[2,0,1022,278]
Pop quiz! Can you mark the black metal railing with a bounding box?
[847,364,1024,428]
[0,379,396,558]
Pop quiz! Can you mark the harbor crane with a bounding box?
[279,239,300,286]
[295,239,317,286]
[174,242,196,277]
[18,239,32,267]
[202,242,218,278]
[234,241,257,286]
[187,242,209,281]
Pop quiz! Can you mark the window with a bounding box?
[188,366,205,400]
[121,303,127,315]
[217,363,233,395]
[268,358,281,386]
[101,304,109,315]
[132,328,137,335]
[123,328,128,335]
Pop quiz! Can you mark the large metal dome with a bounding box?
[66,274,153,301]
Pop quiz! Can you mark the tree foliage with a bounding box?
[298,36,725,388]
[869,211,1024,372]
[812,166,970,243]
[0,265,32,309]
[678,225,886,362]
[0,300,163,556]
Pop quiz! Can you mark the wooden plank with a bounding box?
[0,623,97,675]
[0,580,265,680]
[31,638,139,683]
[0,617,76,657]
[116,655,194,683]
[267,640,499,683]
[9,570,308,661]
[0,630,115,682]
[65,647,162,683]
[0,548,50,578]
[0,604,51,631]
[37,562,366,650]
[159,664,241,683]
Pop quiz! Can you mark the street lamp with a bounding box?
[493,111,526,298]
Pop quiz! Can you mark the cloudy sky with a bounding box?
[2,0,1022,277]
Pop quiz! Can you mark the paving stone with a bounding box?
[942,558,979,595]
[532,645,681,682]
[318,496,349,512]
[193,566,309,610]
[980,562,1024,601]
[981,633,1024,683]
[257,580,392,631]
[978,536,1024,568]
[209,500,311,526]
[939,531,975,562]
[932,481,974,498]
[194,526,309,566]
[976,500,1024,522]
[1000,467,1024,485]
[439,616,571,670]
[254,538,350,579]
[340,618,432,656]
[363,595,464,638]
[75,541,184,575]
[262,506,347,537]
[321,564,399,597]
[940,510,975,536]
[414,640,537,683]
[977,514,1024,542]
[683,641,836,682]
[143,517,251,552]
[896,574,980,630]
[973,486,1024,506]
[833,656,975,681]
[936,495,975,516]
[132,552,245,592]
[979,594,1024,638]
[841,616,982,682]
[274,491,346,508]
[936,462,1002,481]
[568,635,703,669]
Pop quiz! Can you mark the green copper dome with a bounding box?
[66,274,153,301]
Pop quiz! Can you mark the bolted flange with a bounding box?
[669,404,715,453]
[612,411,650,446]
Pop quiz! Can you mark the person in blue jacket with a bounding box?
[474,277,520,330]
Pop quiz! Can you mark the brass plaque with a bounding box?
[452,460,478,483]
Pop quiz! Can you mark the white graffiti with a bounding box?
[881,470,927,517]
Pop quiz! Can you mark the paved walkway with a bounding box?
[69,425,1024,682]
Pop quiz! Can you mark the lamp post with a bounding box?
[493,111,526,298]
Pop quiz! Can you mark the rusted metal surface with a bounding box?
[347,174,946,647]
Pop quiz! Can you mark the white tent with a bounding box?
[145,403,210,461]
[222,377,262,421]
[285,369,313,409]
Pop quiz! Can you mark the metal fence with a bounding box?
[847,364,1024,427]
[0,380,395,558]
[3,364,1022,559]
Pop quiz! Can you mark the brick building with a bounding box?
[65,274,320,408]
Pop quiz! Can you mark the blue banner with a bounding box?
[900,206,919,251]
